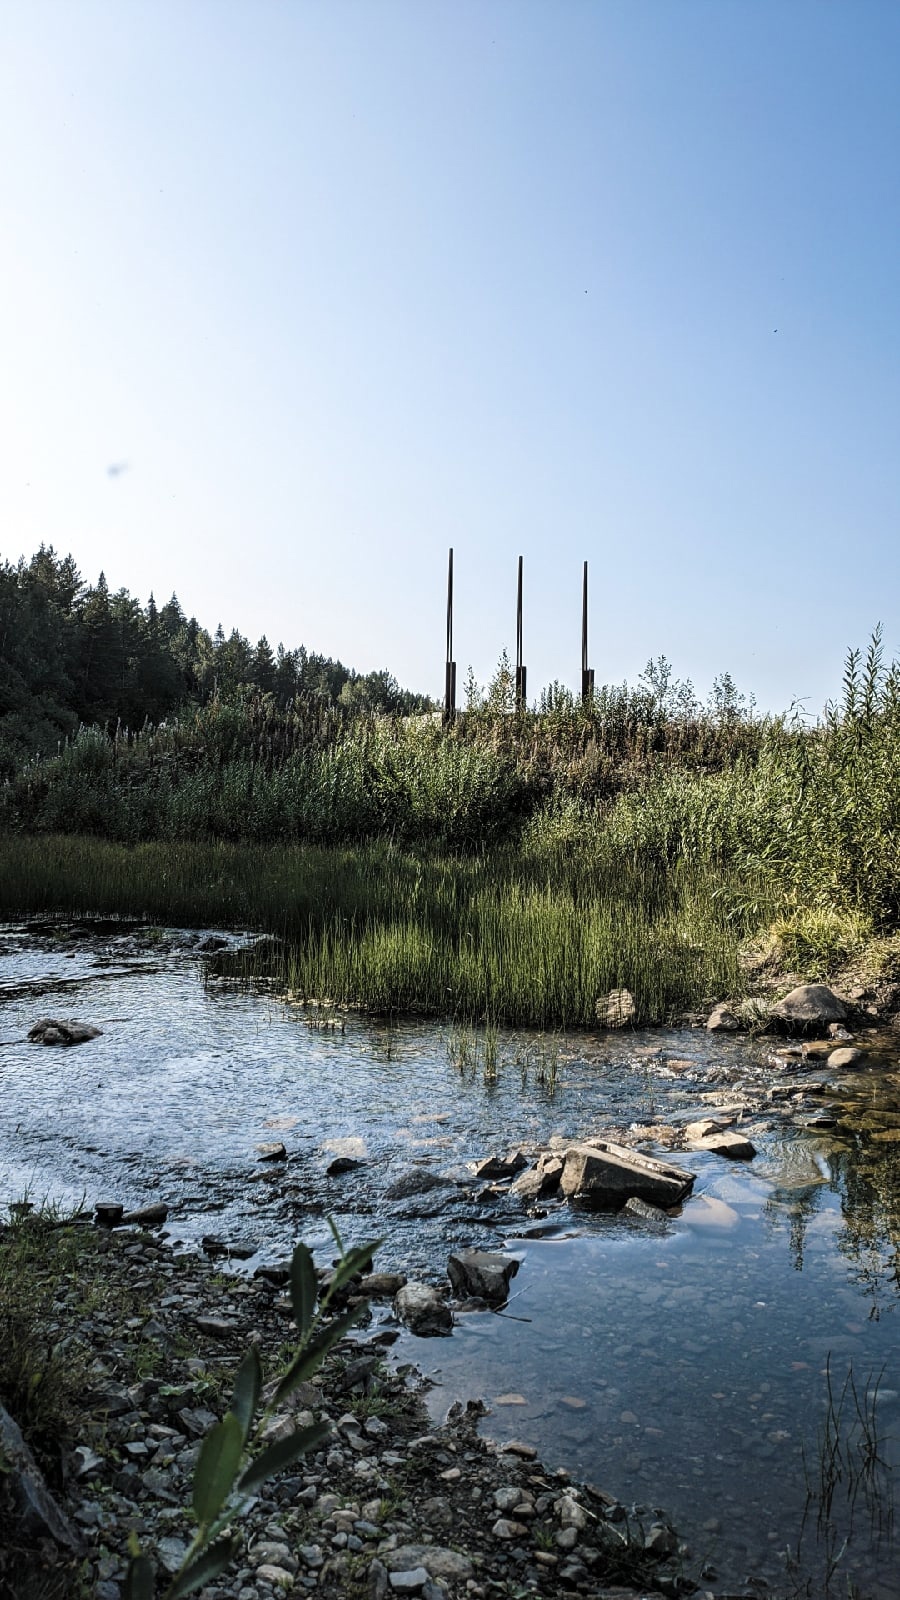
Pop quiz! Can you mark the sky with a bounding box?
[2,0,899,714]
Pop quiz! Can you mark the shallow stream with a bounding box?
[1,921,898,1596]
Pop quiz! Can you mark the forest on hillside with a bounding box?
[0,546,433,775]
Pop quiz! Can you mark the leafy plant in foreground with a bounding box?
[124,1221,380,1599]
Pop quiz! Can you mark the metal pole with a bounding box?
[444,547,456,724]
[581,559,594,704]
[515,555,527,711]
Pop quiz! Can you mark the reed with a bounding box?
[0,833,744,1026]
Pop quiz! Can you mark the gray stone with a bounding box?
[472,1152,528,1181]
[706,1003,740,1031]
[512,1153,564,1201]
[828,1046,865,1068]
[393,1283,452,1336]
[384,1168,454,1200]
[770,984,847,1032]
[0,1401,82,1550]
[492,1518,527,1539]
[596,988,636,1028]
[560,1140,694,1208]
[389,1571,430,1593]
[255,1141,287,1162]
[386,1547,473,1582]
[623,1196,670,1230]
[684,1120,756,1159]
[119,1203,168,1226]
[360,1272,407,1296]
[369,1558,389,1599]
[27,1017,102,1044]
[447,1248,519,1305]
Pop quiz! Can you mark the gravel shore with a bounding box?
[0,1215,694,1600]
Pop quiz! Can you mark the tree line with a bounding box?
[0,546,432,776]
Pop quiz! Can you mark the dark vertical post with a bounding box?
[515,554,527,711]
[581,560,594,705]
[444,548,456,724]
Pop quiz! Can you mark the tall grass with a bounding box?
[0,833,744,1025]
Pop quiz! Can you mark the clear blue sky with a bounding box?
[2,0,898,712]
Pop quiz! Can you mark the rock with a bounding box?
[386,1547,473,1583]
[361,1271,407,1296]
[255,1142,287,1162]
[0,1401,82,1550]
[389,1569,430,1592]
[644,1522,678,1556]
[385,1168,455,1200]
[692,1131,756,1160]
[94,1202,124,1227]
[327,1156,362,1175]
[828,1046,865,1068]
[27,1017,102,1045]
[560,1140,694,1208]
[512,1152,564,1201]
[684,1120,756,1159]
[623,1196,670,1230]
[198,935,228,952]
[195,1316,234,1338]
[770,984,847,1033]
[706,1003,740,1031]
[492,1518,527,1539]
[119,1203,168,1226]
[472,1152,528,1181]
[596,988,636,1028]
[447,1249,519,1305]
[393,1283,452,1336]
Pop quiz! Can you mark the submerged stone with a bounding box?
[447,1248,519,1305]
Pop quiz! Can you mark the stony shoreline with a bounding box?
[1,1214,698,1600]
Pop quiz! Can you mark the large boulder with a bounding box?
[447,1249,519,1305]
[770,984,847,1033]
[560,1140,694,1208]
[394,1282,452,1336]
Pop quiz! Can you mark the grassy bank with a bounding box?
[4,635,899,1021]
[0,833,745,1025]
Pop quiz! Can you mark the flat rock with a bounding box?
[690,1130,756,1160]
[560,1140,694,1208]
[361,1271,407,1296]
[447,1248,519,1305]
[512,1152,564,1201]
[393,1282,452,1336]
[770,984,847,1032]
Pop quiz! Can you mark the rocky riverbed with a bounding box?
[1,1213,693,1600]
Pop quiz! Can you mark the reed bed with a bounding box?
[0,834,743,1026]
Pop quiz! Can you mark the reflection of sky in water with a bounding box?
[1,922,898,1595]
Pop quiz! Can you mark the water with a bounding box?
[1,919,898,1596]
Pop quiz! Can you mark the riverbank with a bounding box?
[0,1209,689,1600]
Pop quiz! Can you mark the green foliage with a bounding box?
[126,1230,379,1598]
